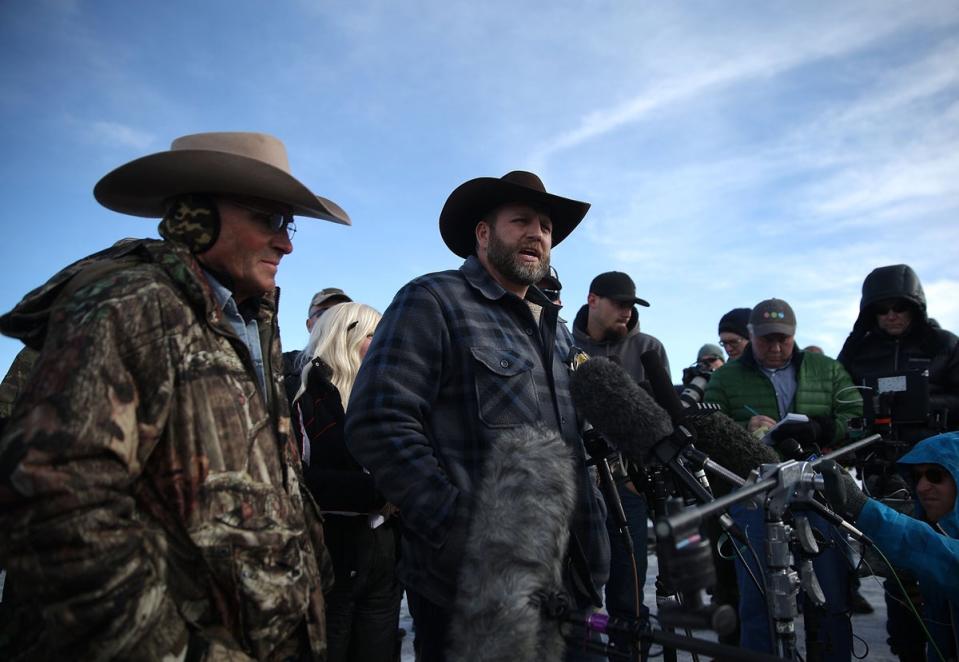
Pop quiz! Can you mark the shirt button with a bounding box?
[525,328,534,336]
[500,359,510,368]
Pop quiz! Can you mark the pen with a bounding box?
[744,405,760,417]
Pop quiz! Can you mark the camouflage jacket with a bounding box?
[0,239,333,661]
[0,347,38,421]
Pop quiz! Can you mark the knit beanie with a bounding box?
[718,307,751,338]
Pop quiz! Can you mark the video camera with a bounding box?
[848,370,933,496]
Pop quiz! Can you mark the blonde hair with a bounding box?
[296,302,381,409]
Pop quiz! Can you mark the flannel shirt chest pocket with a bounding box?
[470,347,541,428]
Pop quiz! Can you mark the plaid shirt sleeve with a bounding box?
[345,279,460,545]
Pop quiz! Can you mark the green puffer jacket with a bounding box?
[704,347,863,446]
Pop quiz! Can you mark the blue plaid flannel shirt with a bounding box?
[345,255,610,608]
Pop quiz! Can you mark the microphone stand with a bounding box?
[646,464,680,662]
[582,428,644,662]
[547,602,782,662]
[583,428,634,562]
[655,434,884,659]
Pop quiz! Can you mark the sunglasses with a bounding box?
[874,302,909,315]
[229,199,297,240]
[912,466,947,485]
[542,288,561,302]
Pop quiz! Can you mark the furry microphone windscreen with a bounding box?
[447,424,576,662]
[688,412,780,495]
[569,356,674,463]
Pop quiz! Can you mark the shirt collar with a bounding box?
[759,355,793,375]
[201,268,262,321]
[460,254,557,309]
[202,267,234,310]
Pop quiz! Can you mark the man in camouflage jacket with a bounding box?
[0,132,350,660]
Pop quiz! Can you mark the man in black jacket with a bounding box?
[839,264,958,444]
[838,263,959,662]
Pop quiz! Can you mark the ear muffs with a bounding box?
[158,194,220,253]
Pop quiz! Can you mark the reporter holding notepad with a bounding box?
[705,298,863,661]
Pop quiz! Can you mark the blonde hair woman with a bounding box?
[289,302,401,662]
[295,301,380,410]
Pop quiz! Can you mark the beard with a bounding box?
[486,228,550,286]
[602,326,628,342]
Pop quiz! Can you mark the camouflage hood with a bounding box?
[1,238,270,350]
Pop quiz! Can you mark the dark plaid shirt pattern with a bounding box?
[345,255,610,607]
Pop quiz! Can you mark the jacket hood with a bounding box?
[572,303,639,343]
[0,238,259,351]
[839,265,932,356]
[897,431,959,538]
[860,264,927,318]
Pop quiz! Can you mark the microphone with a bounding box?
[638,349,781,491]
[447,424,575,662]
[568,356,674,464]
[569,355,743,632]
[685,411,781,491]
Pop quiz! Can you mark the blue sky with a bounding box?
[1,0,957,382]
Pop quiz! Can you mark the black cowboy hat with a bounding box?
[439,170,590,258]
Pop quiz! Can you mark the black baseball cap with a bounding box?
[589,271,650,307]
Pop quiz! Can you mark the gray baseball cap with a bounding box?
[309,288,351,316]
[749,298,796,336]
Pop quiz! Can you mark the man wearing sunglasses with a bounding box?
[820,430,959,662]
[839,264,959,446]
[837,264,959,661]
[536,266,563,307]
[0,132,349,659]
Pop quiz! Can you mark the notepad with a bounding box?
[761,413,809,445]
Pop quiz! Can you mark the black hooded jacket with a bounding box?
[838,264,959,439]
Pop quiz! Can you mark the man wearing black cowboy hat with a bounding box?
[346,171,610,661]
[0,132,348,660]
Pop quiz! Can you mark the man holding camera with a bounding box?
[571,271,670,659]
[837,264,959,661]
[705,298,862,661]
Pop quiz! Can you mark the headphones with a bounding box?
[158,194,220,253]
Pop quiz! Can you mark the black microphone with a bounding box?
[686,411,781,489]
[640,350,685,424]
[640,348,782,490]
[568,356,674,464]
[447,424,575,662]
[570,357,745,631]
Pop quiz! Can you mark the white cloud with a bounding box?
[924,279,959,333]
[531,3,959,165]
[86,121,156,151]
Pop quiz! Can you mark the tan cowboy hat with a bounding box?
[439,170,590,258]
[93,132,351,224]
